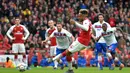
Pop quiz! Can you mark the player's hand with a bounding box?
[95,35,102,41]
[22,37,26,40]
[12,37,15,40]
[42,40,47,44]
[70,19,75,25]
[47,41,51,45]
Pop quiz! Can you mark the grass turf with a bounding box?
[0,67,129,73]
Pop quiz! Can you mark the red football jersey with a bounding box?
[77,18,92,46]
[12,25,24,43]
[46,28,57,46]
[7,25,29,43]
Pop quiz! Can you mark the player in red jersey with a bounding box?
[45,20,57,69]
[49,9,92,73]
[6,18,30,67]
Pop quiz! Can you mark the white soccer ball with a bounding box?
[18,63,26,72]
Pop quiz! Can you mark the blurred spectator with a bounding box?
[90,56,96,67]
[77,52,87,67]
[38,25,47,40]
[4,57,15,68]
[108,14,116,27]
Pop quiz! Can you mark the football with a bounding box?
[18,63,26,72]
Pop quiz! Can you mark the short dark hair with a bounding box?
[56,22,62,26]
[102,23,107,27]
[79,9,88,15]
[80,10,87,14]
[98,13,104,17]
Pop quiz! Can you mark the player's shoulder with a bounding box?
[106,27,115,32]
[103,21,109,23]
[84,18,91,23]
[10,25,16,29]
[62,28,70,33]
[103,21,110,25]
[92,21,100,28]
[11,25,16,27]
[93,21,99,25]
[46,28,50,32]
[110,27,116,30]
[62,28,67,32]
[94,21,103,26]
[52,28,58,32]
[47,27,56,31]
[83,18,92,26]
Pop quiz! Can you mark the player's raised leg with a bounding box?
[108,43,124,70]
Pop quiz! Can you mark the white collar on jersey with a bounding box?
[98,21,105,24]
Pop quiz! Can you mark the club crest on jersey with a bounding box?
[20,28,23,30]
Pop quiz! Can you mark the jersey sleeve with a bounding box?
[49,30,55,38]
[65,30,72,37]
[83,20,90,31]
[23,25,30,40]
[6,26,14,40]
[92,24,95,29]
[111,27,117,32]
[92,23,96,32]
[106,22,111,28]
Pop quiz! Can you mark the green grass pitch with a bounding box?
[0,67,129,73]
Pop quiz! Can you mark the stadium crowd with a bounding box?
[0,0,130,67]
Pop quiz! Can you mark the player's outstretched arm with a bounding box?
[116,27,125,38]
[42,37,50,43]
[91,27,97,42]
[70,19,89,31]
[42,31,54,44]
[69,35,75,44]
[71,35,75,42]
[95,35,102,42]
[116,27,124,34]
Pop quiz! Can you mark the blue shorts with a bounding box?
[107,43,118,54]
[95,43,107,53]
[56,47,66,55]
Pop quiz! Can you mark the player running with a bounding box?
[92,14,111,70]
[48,9,92,73]
[43,22,76,70]
[6,18,30,67]
[96,23,124,70]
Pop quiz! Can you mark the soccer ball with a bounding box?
[18,63,26,72]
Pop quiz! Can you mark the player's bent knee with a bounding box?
[66,50,72,56]
[106,53,112,59]
[114,57,119,62]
